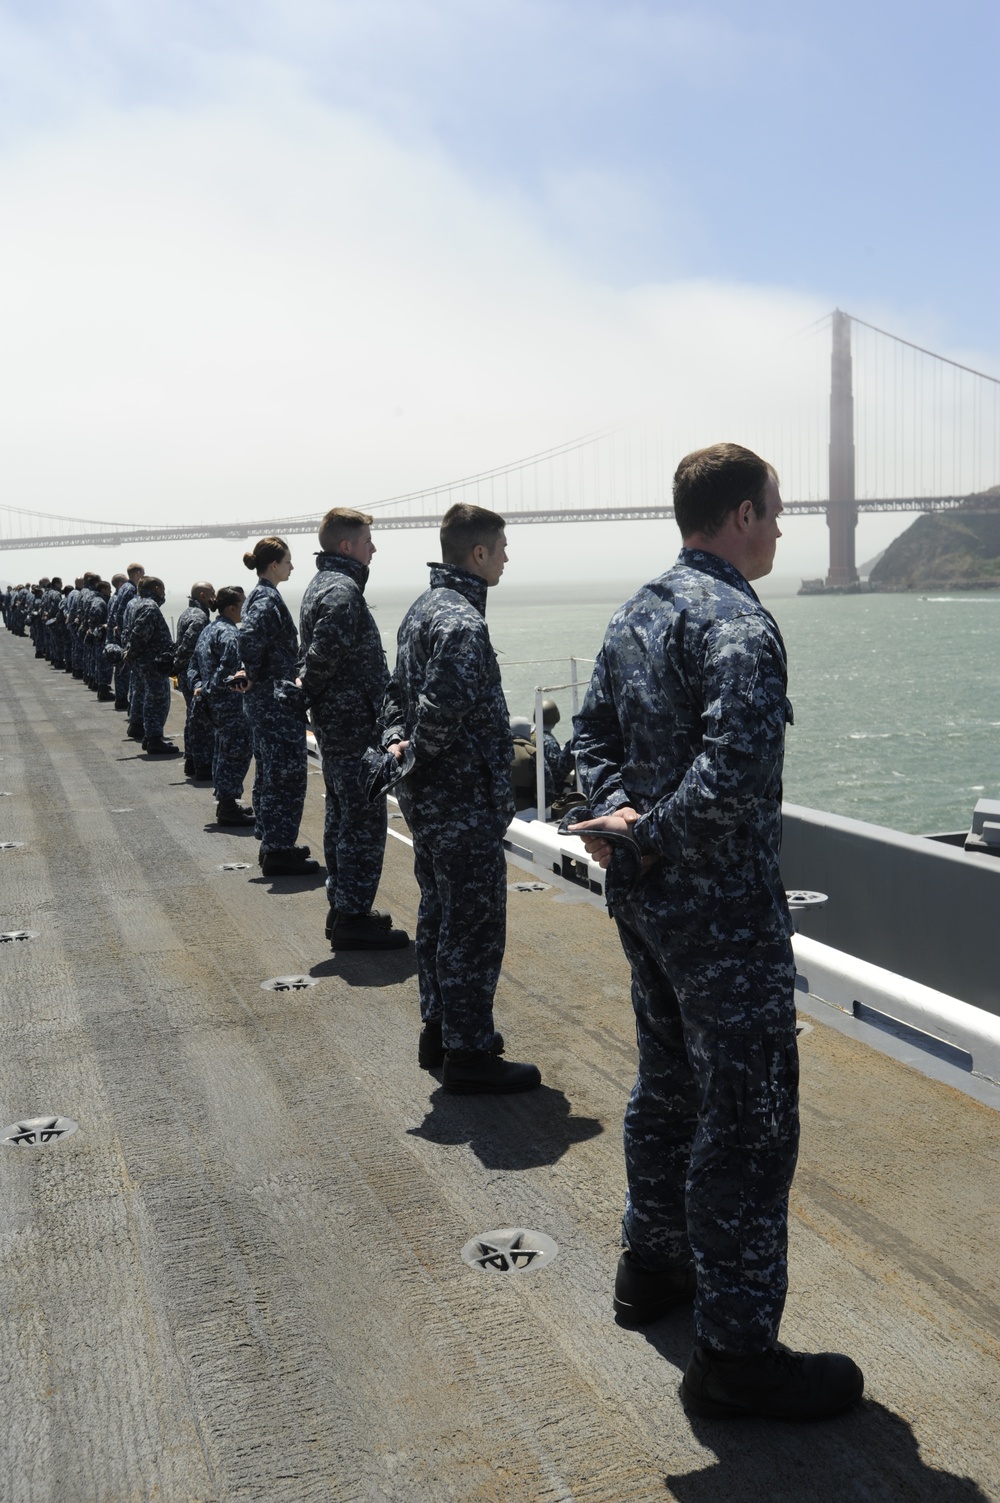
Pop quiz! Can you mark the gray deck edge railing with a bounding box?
[780,803,1000,1019]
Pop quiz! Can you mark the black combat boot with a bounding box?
[613,1250,697,1326]
[96,685,115,701]
[680,1343,864,1421]
[329,911,409,950]
[441,1049,541,1095]
[325,906,393,940]
[143,735,180,756]
[260,847,321,876]
[418,1021,504,1070]
[215,799,256,826]
[183,755,195,776]
[126,722,145,740]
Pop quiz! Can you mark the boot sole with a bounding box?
[331,935,409,951]
[613,1292,694,1327]
[442,1076,541,1095]
[679,1373,864,1422]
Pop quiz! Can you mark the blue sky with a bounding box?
[0,0,997,585]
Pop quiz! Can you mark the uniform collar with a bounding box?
[314,551,370,591]
[677,547,762,604]
[428,562,488,616]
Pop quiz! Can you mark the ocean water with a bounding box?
[165,578,1000,837]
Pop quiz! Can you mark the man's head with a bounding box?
[111,573,126,588]
[126,562,144,582]
[98,580,112,599]
[38,577,50,589]
[216,585,245,623]
[191,581,216,611]
[138,575,166,604]
[673,443,782,582]
[82,572,100,589]
[50,577,61,590]
[318,508,376,566]
[74,577,84,590]
[440,503,507,586]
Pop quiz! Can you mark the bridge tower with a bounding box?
[826,308,859,588]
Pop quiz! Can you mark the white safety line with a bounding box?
[387,827,414,849]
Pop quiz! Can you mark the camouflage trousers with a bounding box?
[314,733,387,915]
[131,667,171,738]
[181,686,215,772]
[94,644,112,689]
[242,691,307,853]
[70,630,85,673]
[114,658,131,708]
[208,698,253,802]
[398,796,507,1052]
[614,898,799,1356]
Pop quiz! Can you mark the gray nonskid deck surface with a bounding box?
[1,633,998,1503]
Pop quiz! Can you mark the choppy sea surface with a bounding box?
[165,577,1000,837]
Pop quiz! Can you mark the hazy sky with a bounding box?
[1,0,997,590]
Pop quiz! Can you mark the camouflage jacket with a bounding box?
[85,593,108,638]
[192,618,242,700]
[41,587,63,625]
[239,579,299,694]
[121,594,141,651]
[126,597,173,668]
[73,587,94,632]
[174,599,210,680]
[298,553,389,751]
[380,562,514,824]
[573,547,793,941]
[107,581,135,640]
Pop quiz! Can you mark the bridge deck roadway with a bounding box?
[1,633,998,1503]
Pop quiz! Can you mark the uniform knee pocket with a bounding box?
[707,1034,799,1151]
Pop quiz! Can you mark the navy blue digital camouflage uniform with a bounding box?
[573,547,798,1357]
[71,586,92,675]
[299,553,389,916]
[174,598,215,771]
[239,578,307,853]
[381,563,513,1052]
[125,597,174,736]
[108,580,135,708]
[192,618,253,801]
[91,592,113,688]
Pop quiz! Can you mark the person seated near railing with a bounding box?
[508,702,576,813]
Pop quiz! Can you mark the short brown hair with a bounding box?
[243,537,289,573]
[138,575,164,597]
[440,503,505,565]
[318,507,372,553]
[673,444,773,539]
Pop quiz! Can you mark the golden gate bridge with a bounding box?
[3,310,999,589]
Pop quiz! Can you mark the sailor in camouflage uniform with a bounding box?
[237,537,318,878]
[110,564,143,712]
[571,443,862,1422]
[124,576,180,755]
[381,504,540,1093]
[86,580,115,698]
[190,586,256,825]
[299,509,407,950]
[173,581,217,778]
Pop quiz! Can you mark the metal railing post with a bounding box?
[533,687,546,818]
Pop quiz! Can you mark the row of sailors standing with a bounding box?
[2,504,558,1100]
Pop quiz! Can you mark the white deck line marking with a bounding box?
[387,827,414,849]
